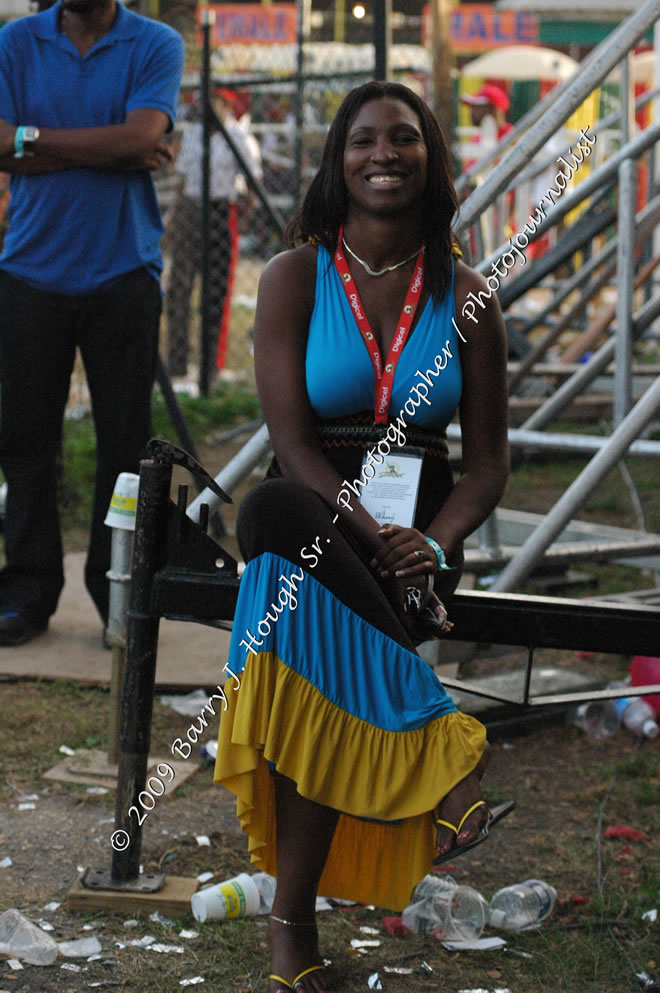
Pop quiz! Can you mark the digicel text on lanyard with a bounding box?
[334,227,425,425]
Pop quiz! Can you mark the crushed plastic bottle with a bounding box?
[616,697,659,739]
[251,872,277,915]
[569,700,620,738]
[489,880,557,932]
[609,680,659,739]
[0,909,58,965]
[402,874,487,942]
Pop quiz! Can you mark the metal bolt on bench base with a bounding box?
[82,867,165,893]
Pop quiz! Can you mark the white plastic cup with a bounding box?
[191,872,260,922]
[104,472,140,531]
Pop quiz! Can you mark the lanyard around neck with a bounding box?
[334,227,425,424]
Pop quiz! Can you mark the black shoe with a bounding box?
[0,610,48,646]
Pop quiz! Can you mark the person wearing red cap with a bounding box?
[460,84,514,248]
[461,84,513,149]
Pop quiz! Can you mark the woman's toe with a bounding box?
[457,802,488,844]
[434,825,455,853]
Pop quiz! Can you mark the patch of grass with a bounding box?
[505,452,660,534]
[151,383,260,439]
[0,679,219,801]
[59,416,97,531]
[0,679,110,796]
[56,382,260,535]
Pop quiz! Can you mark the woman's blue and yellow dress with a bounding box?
[214,247,486,911]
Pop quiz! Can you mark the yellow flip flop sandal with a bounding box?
[432,799,515,865]
[269,977,293,991]
[269,964,326,990]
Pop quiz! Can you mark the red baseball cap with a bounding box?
[461,84,510,112]
[213,88,237,103]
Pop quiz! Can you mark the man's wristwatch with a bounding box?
[22,126,40,158]
[14,125,40,158]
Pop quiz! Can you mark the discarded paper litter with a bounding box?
[58,936,102,958]
[160,689,213,717]
[150,911,176,928]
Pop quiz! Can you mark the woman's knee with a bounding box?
[237,478,327,559]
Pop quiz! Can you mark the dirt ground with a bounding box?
[1,667,659,993]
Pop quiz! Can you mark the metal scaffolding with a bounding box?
[184,0,660,598]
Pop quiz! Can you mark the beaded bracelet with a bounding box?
[424,536,453,571]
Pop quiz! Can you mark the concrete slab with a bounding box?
[0,552,231,689]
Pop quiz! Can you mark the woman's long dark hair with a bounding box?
[285,81,459,301]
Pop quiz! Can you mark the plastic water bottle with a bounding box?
[569,700,620,738]
[630,656,660,717]
[403,874,487,941]
[609,680,659,739]
[615,697,659,739]
[489,880,557,931]
[251,872,277,914]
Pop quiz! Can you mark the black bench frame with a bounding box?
[104,449,660,887]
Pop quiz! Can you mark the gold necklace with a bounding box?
[342,237,423,278]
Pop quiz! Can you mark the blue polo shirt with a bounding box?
[0,2,184,294]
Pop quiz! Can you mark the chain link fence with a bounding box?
[157,22,433,390]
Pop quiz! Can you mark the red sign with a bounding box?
[423,5,538,52]
[199,4,298,46]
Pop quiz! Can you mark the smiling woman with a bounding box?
[212,81,511,993]
[342,97,428,227]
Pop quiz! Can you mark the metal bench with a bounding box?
[94,440,660,893]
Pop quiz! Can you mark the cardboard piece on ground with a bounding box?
[0,552,231,689]
[42,751,196,791]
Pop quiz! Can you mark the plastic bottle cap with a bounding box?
[643,719,659,738]
[489,908,506,927]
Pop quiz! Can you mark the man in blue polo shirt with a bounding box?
[0,0,184,645]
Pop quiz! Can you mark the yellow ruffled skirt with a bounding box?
[214,546,485,912]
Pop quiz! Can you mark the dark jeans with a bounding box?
[0,267,161,625]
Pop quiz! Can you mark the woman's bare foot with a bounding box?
[267,915,330,993]
[433,742,491,857]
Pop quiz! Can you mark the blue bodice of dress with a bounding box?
[305,245,462,428]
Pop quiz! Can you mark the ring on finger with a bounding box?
[414,549,425,560]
